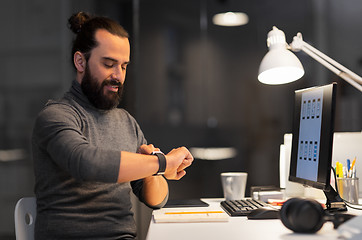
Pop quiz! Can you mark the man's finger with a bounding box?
[175,170,186,180]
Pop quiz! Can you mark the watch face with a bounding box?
[152,150,164,154]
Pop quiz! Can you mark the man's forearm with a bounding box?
[117,147,193,207]
[117,150,169,207]
[117,151,160,183]
[142,175,169,207]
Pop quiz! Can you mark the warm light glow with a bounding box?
[212,12,249,27]
[258,67,305,85]
[189,147,238,160]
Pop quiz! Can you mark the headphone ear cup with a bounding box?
[279,198,300,231]
[280,198,325,233]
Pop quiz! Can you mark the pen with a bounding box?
[347,159,351,177]
[339,162,344,178]
[165,211,224,215]
[352,167,357,178]
[349,157,356,178]
[337,162,343,178]
[347,159,351,172]
[336,162,340,178]
[351,158,356,170]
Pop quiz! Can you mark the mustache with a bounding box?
[104,79,122,87]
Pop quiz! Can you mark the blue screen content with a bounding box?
[296,88,323,181]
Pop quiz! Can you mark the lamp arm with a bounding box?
[302,44,362,92]
[290,33,362,92]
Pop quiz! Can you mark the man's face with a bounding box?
[81,64,124,110]
[80,29,130,110]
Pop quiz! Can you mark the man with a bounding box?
[32,12,193,239]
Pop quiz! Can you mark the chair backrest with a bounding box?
[14,197,36,240]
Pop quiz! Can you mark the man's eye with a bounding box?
[104,63,113,68]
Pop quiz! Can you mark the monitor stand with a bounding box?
[323,184,347,213]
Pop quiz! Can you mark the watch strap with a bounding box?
[152,152,166,175]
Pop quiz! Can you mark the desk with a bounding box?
[146,198,359,240]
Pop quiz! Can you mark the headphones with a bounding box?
[280,198,355,233]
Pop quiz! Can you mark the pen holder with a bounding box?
[337,178,359,204]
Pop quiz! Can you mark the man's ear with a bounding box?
[74,51,86,73]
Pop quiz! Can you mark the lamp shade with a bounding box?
[258,27,305,85]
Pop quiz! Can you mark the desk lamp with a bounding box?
[258,26,362,92]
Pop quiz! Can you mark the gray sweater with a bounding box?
[32,80,149,239]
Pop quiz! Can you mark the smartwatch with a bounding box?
[152,151,166,175]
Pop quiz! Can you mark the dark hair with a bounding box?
[68,12,129,66]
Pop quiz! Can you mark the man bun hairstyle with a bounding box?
[68,12,91,34]
[68,12,129,67]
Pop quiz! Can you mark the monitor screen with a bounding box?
[289,83,337,190]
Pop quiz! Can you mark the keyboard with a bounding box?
[220,199,268,216]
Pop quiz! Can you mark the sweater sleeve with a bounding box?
[33,102,120,183]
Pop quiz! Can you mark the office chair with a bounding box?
[14,197,36,240]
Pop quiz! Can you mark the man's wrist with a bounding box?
[152,151,166,176]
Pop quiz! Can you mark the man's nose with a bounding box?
[112,67,125,83]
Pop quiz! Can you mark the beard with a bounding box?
[81,66,124,110]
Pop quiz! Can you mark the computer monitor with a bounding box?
[289,83,347,212]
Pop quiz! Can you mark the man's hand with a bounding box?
[138,144,194,180]
[163,147,193,180]
[138,144,160,155]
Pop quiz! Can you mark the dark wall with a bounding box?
[132,0,362,200]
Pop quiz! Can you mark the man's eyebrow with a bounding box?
[102,57,118,62]
[102,57,130,65]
